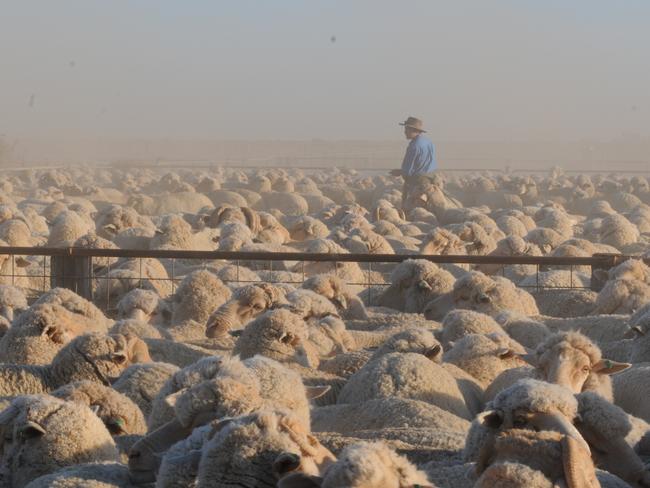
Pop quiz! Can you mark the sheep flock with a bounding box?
[1,165,650,486]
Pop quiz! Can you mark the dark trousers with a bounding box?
[402,172,437,206]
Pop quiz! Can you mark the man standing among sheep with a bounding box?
[390,116,437,209]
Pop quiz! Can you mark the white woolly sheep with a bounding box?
[116,288,171,326]
[474,429,598,488]
[576,391,650,487]
[494,311,552,349]
[0,395,119,487]
[33,287,111,328]
[464,379,585,464]
[132,357,319,485]
[485,331,629,403]
[424,271,539,321]
[337,352,473,420]
[311,397,470,435]
[378,259,455,313]
[0,284,27,325]
[233,309,320,368]
[439,310,506,349]
[191,410,334,488]
[205,282,289,338]
[420,227,467,255]
[278,441,432,488]
[47,210,94,247]
[443,333,527,388]
[0,333,150,396]
[0,302,109,365]
[51,380,147,437]
[169,269,232,326]
[593,259,650,314]
[301,274,368,320]
[23,463,135,488]
[112,362,179,419]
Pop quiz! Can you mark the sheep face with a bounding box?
[188,410,333,487]
[56,333,150,385]
[443,333,527,386]
[233,310,320,368]
[524,332,630,395]
[206,284,283,338]
[117,289,171,327]
[302,275,349,314]
[420,228,465,255]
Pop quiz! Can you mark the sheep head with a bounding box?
[117,289,171,326]
[478,379,583,445]
[476,429,598,488]
[302,274,350,313]
[278,441,430,488]
[233,309,320,368]
[520,331,629,397]
[56,333,150,386]
[420,228,465,255]
[443,333,527,386]
[206,283,287,338]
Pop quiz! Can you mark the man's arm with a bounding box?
[400,142,420,178]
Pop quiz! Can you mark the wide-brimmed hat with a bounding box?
[399,116,426,133]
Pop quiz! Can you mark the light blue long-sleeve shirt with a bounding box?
[401,134,437,177]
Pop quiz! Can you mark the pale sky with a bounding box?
[1,0,649,141]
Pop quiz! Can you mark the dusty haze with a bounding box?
[1,1,649,166]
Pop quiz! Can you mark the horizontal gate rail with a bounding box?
[0,246,631,267]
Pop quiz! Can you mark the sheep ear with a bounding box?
[417,280,432,291]
[164,391,183,409]
[41,323,66,344]
[591,269,610,284]
[631,326,645,337]
[154,229,164,235]
[425,344,443,361]
[206,418,235,441]
[277,472,323,488]
[561,435,600,488]
[273,452,301,476]
[241,207,259,232]
[161,307,172,321]
[305,385,330,400]
[103,224,118,233]
[591,359,631,375]
[517,352,538,366]
[111,352,128,365]
[497,348,516,360]
[623,325,645,339]
[20,421,46,439]
[14,257,31,268]
[477,409,503,429]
